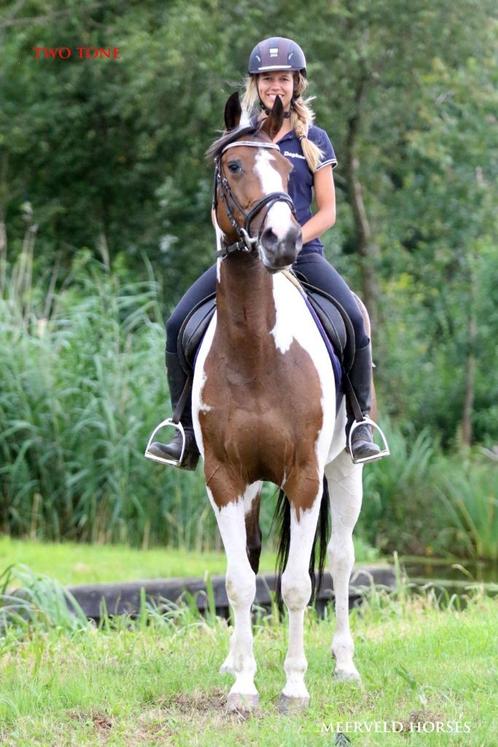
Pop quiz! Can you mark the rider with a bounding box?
[147,37,383,469]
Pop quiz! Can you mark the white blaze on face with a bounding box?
[254,150,293,241]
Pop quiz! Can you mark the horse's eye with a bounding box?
[228,161,242,174]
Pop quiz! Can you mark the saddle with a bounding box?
[177,274,357,377]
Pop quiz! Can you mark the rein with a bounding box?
[213,140,295,258]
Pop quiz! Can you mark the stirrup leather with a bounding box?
[144,418,186,467]
[348,416,390,465]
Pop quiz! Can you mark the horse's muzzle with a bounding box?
[260,225,302,272]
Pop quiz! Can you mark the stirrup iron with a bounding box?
[144,418,185,466]
[348,416,390,465]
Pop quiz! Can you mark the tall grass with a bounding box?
[359,420,498,560]
[436,458,498,561]
[0,564,90,646]
[359,422,439,554]
[0,249,215,548]
[1,249,497,560]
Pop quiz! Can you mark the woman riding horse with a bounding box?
[147,37,384,467]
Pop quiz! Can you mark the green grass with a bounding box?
[0,580,496,745]
[0,537,264,585]
[0,536,379,586]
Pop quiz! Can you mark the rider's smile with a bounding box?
[257,72,294,112]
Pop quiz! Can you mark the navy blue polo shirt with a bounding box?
[277,125,337,254]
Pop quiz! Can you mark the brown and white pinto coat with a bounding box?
[192,95,363,711]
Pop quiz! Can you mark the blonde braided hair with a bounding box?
[241,73,323,172]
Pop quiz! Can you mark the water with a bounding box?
[401,557,498,598]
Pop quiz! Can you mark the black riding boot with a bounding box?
[347,343,382,463]
[147,351,200,470]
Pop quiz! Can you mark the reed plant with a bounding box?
[358,421,439,554]
[436,457,498,561]
[359,419,498,560]
[0,249,215,548]
[1,248,496,560]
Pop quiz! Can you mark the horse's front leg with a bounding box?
[279,475,323,711]
[325,451,363,682]
[207,478,260,712]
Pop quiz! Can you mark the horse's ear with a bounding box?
[260,95,284,140]
[224,92,242,131]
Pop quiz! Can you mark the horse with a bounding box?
[192,93,364,712]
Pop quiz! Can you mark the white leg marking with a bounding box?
[281,500,322,700]
[208,487,258,700]
[327,398,348,464]
[325,452,363,682]
[243,481,261,513]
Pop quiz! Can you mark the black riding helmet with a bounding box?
[248,37,307,77]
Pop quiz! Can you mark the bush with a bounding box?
[358,419,498,560]
[358,421,440,554]
[436,455,498,561]
[0,253,215,548]
[1,253,496,561]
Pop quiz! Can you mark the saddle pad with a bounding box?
[177,293,216,374]
[302,297,343,411]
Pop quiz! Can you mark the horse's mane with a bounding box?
[205,124,264,161]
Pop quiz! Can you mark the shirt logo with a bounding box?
[283,150,306,160]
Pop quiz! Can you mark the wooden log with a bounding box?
[66,565,396,621]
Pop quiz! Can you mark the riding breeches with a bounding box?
[165,252,369,353]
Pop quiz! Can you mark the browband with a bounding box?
[221,141,280,153]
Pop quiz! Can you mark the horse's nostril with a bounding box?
[261,227,278,249]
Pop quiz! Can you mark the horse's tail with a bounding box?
[275,477,330,602]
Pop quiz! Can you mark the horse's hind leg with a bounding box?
[245,489,262,573]
[207,479,261,711]
[325,451,363,682]
[279,476,323,709]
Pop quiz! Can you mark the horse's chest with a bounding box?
[192,277,335,475]
[199,335,323,466]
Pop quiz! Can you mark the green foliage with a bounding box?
[359,419,498,560]
[359,421,439,554]
[1,255,497,559]
[0,564,90,646]
[436,458,498,561]
[0,252,215,547]
[0,573,496,745]
[1,1,498,559]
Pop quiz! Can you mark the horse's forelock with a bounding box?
[205,124,266,161]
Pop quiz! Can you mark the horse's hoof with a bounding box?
[334,668,362,684]
[278,693,310,713]
[226,692,259,713]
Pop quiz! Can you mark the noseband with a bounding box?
[213,140,296,259]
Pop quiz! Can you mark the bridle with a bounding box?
[213,140,296,259]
